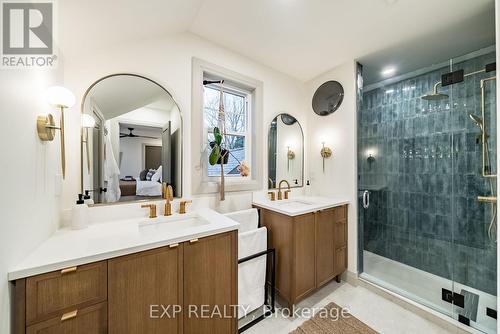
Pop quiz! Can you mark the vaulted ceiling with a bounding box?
[59,0,495,82]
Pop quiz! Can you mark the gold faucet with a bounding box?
[162,183,174,216]
[141,204,157,218]
[268,191,276,201]
[179,199,192,214]
[277,180,291,200]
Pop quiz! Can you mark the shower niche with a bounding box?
[357,47,497,333]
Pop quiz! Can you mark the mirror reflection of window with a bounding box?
[268,113,304,189]
[81,74,182,205]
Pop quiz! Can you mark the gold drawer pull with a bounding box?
[60,266,77,274]
[189,238,199,243]
[61,310,78,321]
[169,243,179,248]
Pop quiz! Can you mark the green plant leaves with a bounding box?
[209,145,220,165]
[213,127,222,146]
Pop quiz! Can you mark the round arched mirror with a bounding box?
[80,74,182,205]
[268,113,304,189]
[312,80,344,116]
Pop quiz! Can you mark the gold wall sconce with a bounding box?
[287,146,295,172]
[81,114,97,173]
[37,86,76,179]
[320,142,332,172]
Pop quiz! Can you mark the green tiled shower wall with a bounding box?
[358,51,497,295]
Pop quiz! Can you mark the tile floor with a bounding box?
[243,280,457,334]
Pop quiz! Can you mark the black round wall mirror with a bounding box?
[312,80,344,116]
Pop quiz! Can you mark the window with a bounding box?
[203,84,251,177]
[191,58,263,195]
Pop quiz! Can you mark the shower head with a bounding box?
[421,92,449,101]
[421,81,449,101]
[469,114,484,133]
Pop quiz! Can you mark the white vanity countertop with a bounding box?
[8,208,239,281]
[252,195,349,216]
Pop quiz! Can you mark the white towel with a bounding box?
[103,133,121,202]
[225,208,259,233]
[238,227,267,319]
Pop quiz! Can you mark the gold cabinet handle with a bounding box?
[60,266,77,274]
[189,238,198,243]
[61,310,78,321]
[169,243,179,248]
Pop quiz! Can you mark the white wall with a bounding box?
[62,32,308,214]
[306,61,358,274]
[0,67,64,333]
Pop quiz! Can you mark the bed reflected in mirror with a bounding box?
[81,74,182,205]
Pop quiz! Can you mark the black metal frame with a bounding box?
[237,248,276,333]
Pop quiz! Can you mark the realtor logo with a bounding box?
[1,1,56,68]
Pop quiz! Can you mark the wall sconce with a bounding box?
[287,146,295,172]
[366,150,376,170]
[81,114,96,173]
[37,86,75,179]
[320,142,332,172]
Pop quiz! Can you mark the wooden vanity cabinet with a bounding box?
[14,230,237,334]
[257,205,347,307]
[183,232,237,334]
[108,245,183,334]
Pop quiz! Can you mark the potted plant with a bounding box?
[209,127,229,165]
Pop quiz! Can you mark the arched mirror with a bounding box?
[268,113,304,189]
[312,80,344,116]
[81,74,182,205]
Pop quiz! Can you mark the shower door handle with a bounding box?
[362,190,370,209]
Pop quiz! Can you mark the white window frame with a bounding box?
[204,83,252,179]
[191,58,263,195]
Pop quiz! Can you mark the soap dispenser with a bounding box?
[83,190,94,205]
[71,194,88,230]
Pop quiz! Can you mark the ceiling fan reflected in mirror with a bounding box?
[119,127,158,139]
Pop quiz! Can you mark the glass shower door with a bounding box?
[450,52,497,334]
[357,63,457,316]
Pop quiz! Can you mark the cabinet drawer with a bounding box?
[26,302,107,334]
[26,261,107,325]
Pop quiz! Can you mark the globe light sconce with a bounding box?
[320,142,332,173]
[37,86,76,179]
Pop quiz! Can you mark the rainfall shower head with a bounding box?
[469,114,484,133]
[421,81,449,101]
[421,92,449,101]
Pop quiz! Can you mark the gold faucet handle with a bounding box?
[267,191,276,201]
[284,190,291,200]
[179,199,192,214]
[162,183,174,200]
[162,183,167,199]
[141,204,157,218]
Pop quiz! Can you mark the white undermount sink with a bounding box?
[275,200,313,208]
[138,213,210,231]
